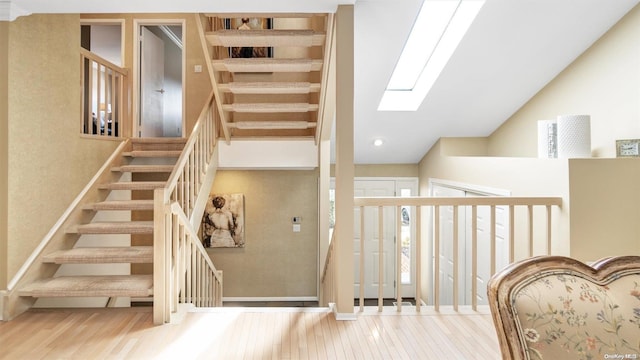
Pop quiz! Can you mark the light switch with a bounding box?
[194,65,202,73]
[293,224,301,232]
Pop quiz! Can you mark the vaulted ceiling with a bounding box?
[9,0,640,163]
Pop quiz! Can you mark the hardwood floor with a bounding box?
[0,306,501,359]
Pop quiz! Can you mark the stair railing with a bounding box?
[153,90,221,324]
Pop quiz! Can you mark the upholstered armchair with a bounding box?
[488,255,640,360]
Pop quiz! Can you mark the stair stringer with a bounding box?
[1,139,134,321]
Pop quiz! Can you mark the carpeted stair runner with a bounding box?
[18,275,153,297]
[43,246,153,264]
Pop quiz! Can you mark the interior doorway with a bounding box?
[135,21,185,138]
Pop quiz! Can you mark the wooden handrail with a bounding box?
[354,196,563,207]
[80,48,128,75]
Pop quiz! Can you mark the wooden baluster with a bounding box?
[396,205,402,313]
[471,205,478,312]
[509,206,515,263]
[546,205,552,255]
[415,206,421,313]
[453,205,459,312]
[172,214,180,312]
[378,205,384,312]
[490,205,496,276]
[359,205,365,312]
[434,205,440,312]
[528,205,534,257]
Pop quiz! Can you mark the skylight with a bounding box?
[378,0,485,111]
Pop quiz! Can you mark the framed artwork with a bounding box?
[224,17,273,58]
[202,193,245,248]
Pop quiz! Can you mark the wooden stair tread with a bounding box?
[219,82,321,94]
[67,221,154,235]
[207,29,325,47]
[227,121,317,130]
[84,200,154,211]
[222,103,319,113]
[99,181,166,190]
[123,150,182,158]
[43,246,153,264]
[131,138,186,151]
[111,165,175,173]
[18,275,153,297]
[206,13,321,19]
[211,58,323,73]
[131,137,186,144]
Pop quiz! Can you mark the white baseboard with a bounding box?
[328,303,357,321]
[223,296,318,302]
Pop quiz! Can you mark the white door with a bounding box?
[140,27,164,137]
[354,180,396,299]
[464,196,509,305]
[433,186,466,306]
[432,184,510,306]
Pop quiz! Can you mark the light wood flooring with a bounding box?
[0,306,501,359]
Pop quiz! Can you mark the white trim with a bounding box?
[133,19,186,138]
[428,178,511,197]
[223,296,318,302]
[330,303,357,321]
[0,1,31,21]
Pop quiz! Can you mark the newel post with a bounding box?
[153,188,168,325]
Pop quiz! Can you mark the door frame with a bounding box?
[133,19,186,138]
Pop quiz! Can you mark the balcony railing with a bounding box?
[322,196,562,313]
[80,48,129,139]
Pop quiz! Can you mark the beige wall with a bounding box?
[419,140,570,254]
[80,13,213,136]
[208,170,318,298]
[5,15,121,281]
[568,159,640,260]
[0,21,8,288]
[488,4,640,158]
[331,163,419,178]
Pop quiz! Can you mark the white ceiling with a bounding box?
[10,0,640,164]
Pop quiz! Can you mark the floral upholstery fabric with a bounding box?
[511,271,640,360]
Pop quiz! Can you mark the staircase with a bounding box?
[202,14,334,143]
[17,138,185,304]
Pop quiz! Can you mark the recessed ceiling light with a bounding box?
[373,139,384,147]
[378,0,485,111]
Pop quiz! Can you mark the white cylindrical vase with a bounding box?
[537,120,557,158]
[557,114,591,158]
